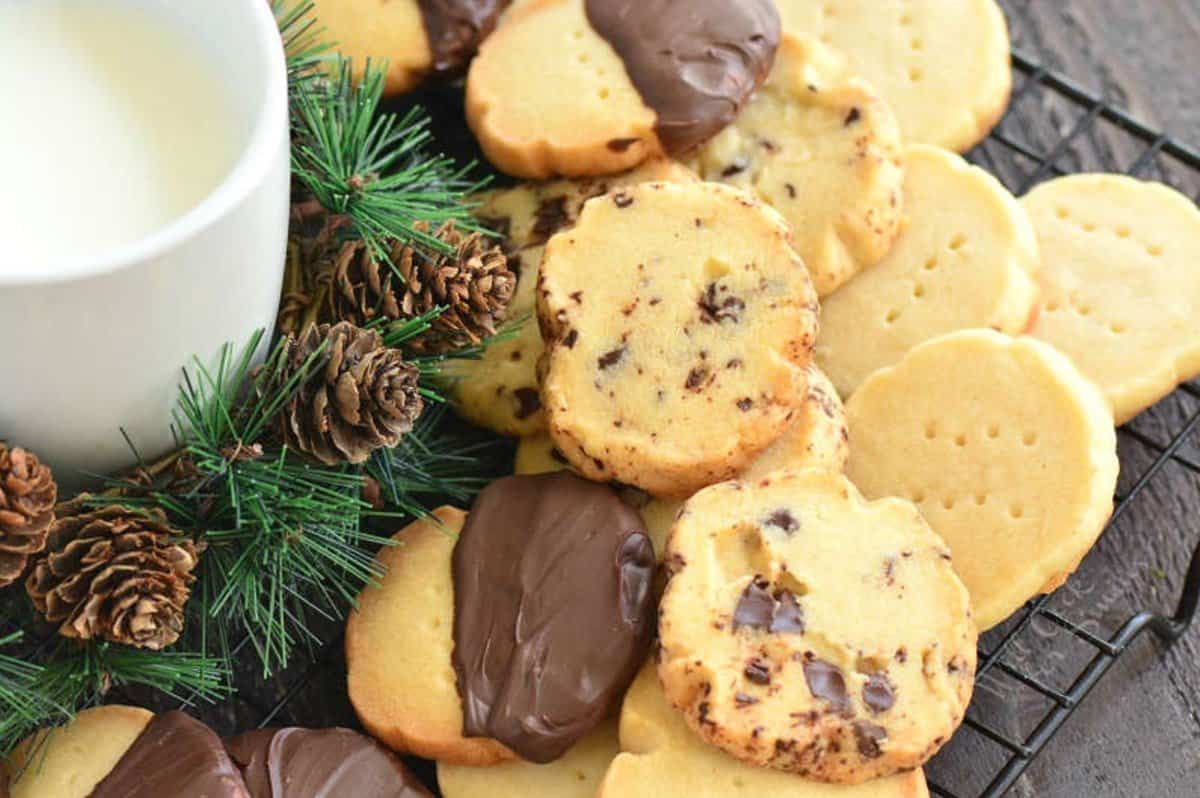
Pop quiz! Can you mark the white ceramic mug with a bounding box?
[0,0,290,483]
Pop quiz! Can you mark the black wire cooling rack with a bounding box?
[8,22,1200,798]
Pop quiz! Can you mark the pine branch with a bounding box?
[291,58,488,262]
[0,633,64,756]
[272,1,332,94]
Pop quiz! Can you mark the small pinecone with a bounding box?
[0,444,57,589]
[329,221,515,354]
[279,322,424,465]
[25,497,201,650]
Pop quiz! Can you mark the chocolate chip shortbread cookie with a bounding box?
[658,470,976,783]
[467,0,780,177]
[537,181,819,498]
[448,159,695,436]
[689,33,904,297]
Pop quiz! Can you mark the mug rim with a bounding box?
[0,0,289,288]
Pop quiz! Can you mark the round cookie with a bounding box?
[598,665,930,798]
[466,0,780,177]
[449,159,695,436]
[537,181,819,498]
[689,33,904,297]
[311,0,509,96]
[5,705,152,798]
[775,0,1011,152]
[845,330,1119,630]
[346,506,517,766]
[438,718,618,798]
[817,145,1040,398]
[1023,174,1200,424]
[658,470,976,783]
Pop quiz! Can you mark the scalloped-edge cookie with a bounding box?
[817,145,1040,398]
[775,0,1011,152]
[467,0,780,177]
[537,181,818,497]
[689,33,904,297]
[598,666,930,797]
[448,159,695,436]
[846,330,1119,630]
[5,705,153,798]
[658,470,976,783]
[438,718,618,798]
[1023,174,1200,424]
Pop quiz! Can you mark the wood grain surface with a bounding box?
[923,3,1200,796]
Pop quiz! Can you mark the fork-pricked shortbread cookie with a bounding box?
[689,33,904,297]
[817,145,1040,398]
[5,706,153,798]
[774,0,1011,152]
[598,666,931,798]
[845,330,1119,630]
[537,181,818,498]
[1023,174,1200,424]
[448,159,695,436]
[657,470,976,783]
[466,0,780,177]
[312,0,510,96]
[438,718,618,798]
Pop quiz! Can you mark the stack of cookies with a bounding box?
[330,0,1200,794]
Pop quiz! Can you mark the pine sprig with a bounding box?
[291,58,488,261]
[271,0,331,94]
[0,633,64,756]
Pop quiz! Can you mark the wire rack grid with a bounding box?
[7,17,1200,798]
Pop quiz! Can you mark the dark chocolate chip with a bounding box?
[844,107,861,126]
[685,366,711,392]
[613,192,634,208]
[737,398,754,411]
[853,722,887,759]
[513,388,541,420]
[768,590,805,634]
[732,577,775,631]
[598,345,627,370]
[785,183,797,199]
[721,158,749,178]
[698,283,746,324]
[863,673,896,714]
[563,329,579,348]
[570,290,584,303]
[765,509,800,534]
[803,659,850,713]
[744,657,772,685]
[735,692,760,708]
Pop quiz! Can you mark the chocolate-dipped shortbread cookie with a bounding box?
[226,726,432,797]
[467,0,780,177]
[312,0,510,96]
[347,473,655,765]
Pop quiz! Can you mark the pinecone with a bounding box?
[278,322,424,465]
[0,444,57,588]
[25,497,201,650]
[328,221,515,354]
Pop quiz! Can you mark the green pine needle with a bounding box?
[0,633,64,756]
[272,1,332,94]
[291,58,488,262]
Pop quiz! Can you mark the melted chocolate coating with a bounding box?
[90,712,250,798]
[225,727,432,798]
[584,0,780,154]
[451,472,656,763]
[418,0,511,75]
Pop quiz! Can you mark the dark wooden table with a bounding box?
[927,3,1200,796]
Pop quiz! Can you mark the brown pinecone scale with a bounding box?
[279,322,424,465]
[26,497,201,651]
[329,221,515,354]
[0,444,57,588]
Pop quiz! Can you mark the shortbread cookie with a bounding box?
[312,0,510,96]
[225,726,433,797]
[846,330,1119,630]
[538,181,818,497]
[439,718,618,798]
[1023,175,1200,424]
[775,0,1010,152]
[599,666,930,798]
[346,507,517,766]
[689,33,903,297]
[90,712,250,797]
[817,145,1040,397]
[452,474,655,762]
[6,705,152,798]
[450,159,695,436]
[467,0,780,177]
[658,470,976,783]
